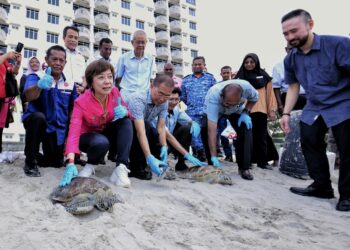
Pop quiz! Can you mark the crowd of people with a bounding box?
[0,9,349,212]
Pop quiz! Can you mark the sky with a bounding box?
[196,0,350,79]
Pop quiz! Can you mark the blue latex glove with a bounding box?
[211,156,221,168]
[37,67,53,90]
[238,113,252,129]
[190,122,201,138]
[160,145,168,163]
[59,163,78,187]
[113,97,128,121]
[146,154,167,176]
[184,153,207,167]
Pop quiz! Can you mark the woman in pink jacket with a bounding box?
[60,60,133,188]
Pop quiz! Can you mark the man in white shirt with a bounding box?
[62,26,87,95]
[87,38,115,65]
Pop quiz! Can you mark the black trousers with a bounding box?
[129,121,161,173]
[281,93,307,110]
[202,114,252,170]
[250,112,268,167]
[300,116,350,199]
[23,112,64,168]
[172,124,192,164]
[79,118,133,166]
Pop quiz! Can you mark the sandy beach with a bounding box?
[0,155,349,250]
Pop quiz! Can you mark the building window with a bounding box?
[189,8,195,16]
[26,8,39,20]
[186,0,196,5]
[136,20,144,30]
[122,32,131,42]
[121,0,130,9]
[24,48,37,58]
[48,0,59,6]
[121,16,131,26]
[4,134,13,139]
[47,32,59,43]
[25,28,38,40]
[19,134,25,143]
[190,35,197,44]
[189,21,196,30]
[48,13,59,24]
[122,48,130,54]
[191,49,198,58]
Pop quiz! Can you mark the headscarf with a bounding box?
[26,56,44,78]
[235,53,272,89]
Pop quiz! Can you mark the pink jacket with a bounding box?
[65,87,130,155]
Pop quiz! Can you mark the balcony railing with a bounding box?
[171,50,182,62]
[74,0,90,6]
[77,45,90,59]
[94,31,110,44]
[156,47,170,59]
[0,7,8,23]
[170,35,182,46]
[170,20,181,32]
[77,26,90,42]
[74,8,90,24]
[94,0,111,11]
[0,29,7,44]
[156,62,166,73]
[155,31,169,43]
[155,16,168,28]
[169,5,181,18]
[174,65,183,76]
[94,13,109,28]
[154,1,167,14]
[168,0,180,4]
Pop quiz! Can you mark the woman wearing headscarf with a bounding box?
[235,53,278,170]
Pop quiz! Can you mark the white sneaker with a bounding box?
[110,164,131,188]
[78,164,95,177]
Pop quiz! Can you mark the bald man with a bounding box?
[203,79,259,180]
[115,30,157,102]
[163,63,183,88]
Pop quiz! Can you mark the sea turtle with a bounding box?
[176,166,233,185]
[50,177,122,215]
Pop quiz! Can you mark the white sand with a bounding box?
[0,156,349,250]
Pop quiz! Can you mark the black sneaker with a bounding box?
[23,163,41,177]
[239,169,254,180]
[129,170,152,180]
[224,155,233,162]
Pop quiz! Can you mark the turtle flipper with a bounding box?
[64,193,95,215]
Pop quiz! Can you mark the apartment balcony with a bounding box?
[168,0,180,4]
[77,26,90,42]
[170,35,182,46]
[155,31,169,43]
[74,8,90,24]
[156,62,166,73]
[74,0,90,7]
[170,20,181,32]
[94,13,109,29]
[155,16,168,28]
[174,65,183,76]
[156,47,170,60]
[171,50,183,62]
[154,1,167,15]
[94,31,110,44]
[0,29,7,44]
[77,45,90,59]
[0,7,8,23]
[169,5,181,18]
[94,0,111,11]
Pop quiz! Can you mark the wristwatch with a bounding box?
[242,108,251,115]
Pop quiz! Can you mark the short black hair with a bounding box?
[221,65,232,71]
[99,38,113,47]
[193,56,205,63]
[172,87,181,96]
[46,45,66,59]
[63,26,79,38]
[153,74,174,88]
[281,9,312,23]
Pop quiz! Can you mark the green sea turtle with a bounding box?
[50,177,122,215]
[176,166,233,185]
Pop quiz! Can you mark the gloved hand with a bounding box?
[210,156,221,168]
[184,153,207,167]
[146,154,167,176]
[160,145,168,163]
[238,113,252,129]
[37,67,53,90]
[59,163,78,187]
[113,97,128,121]
[190,122,201,138]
